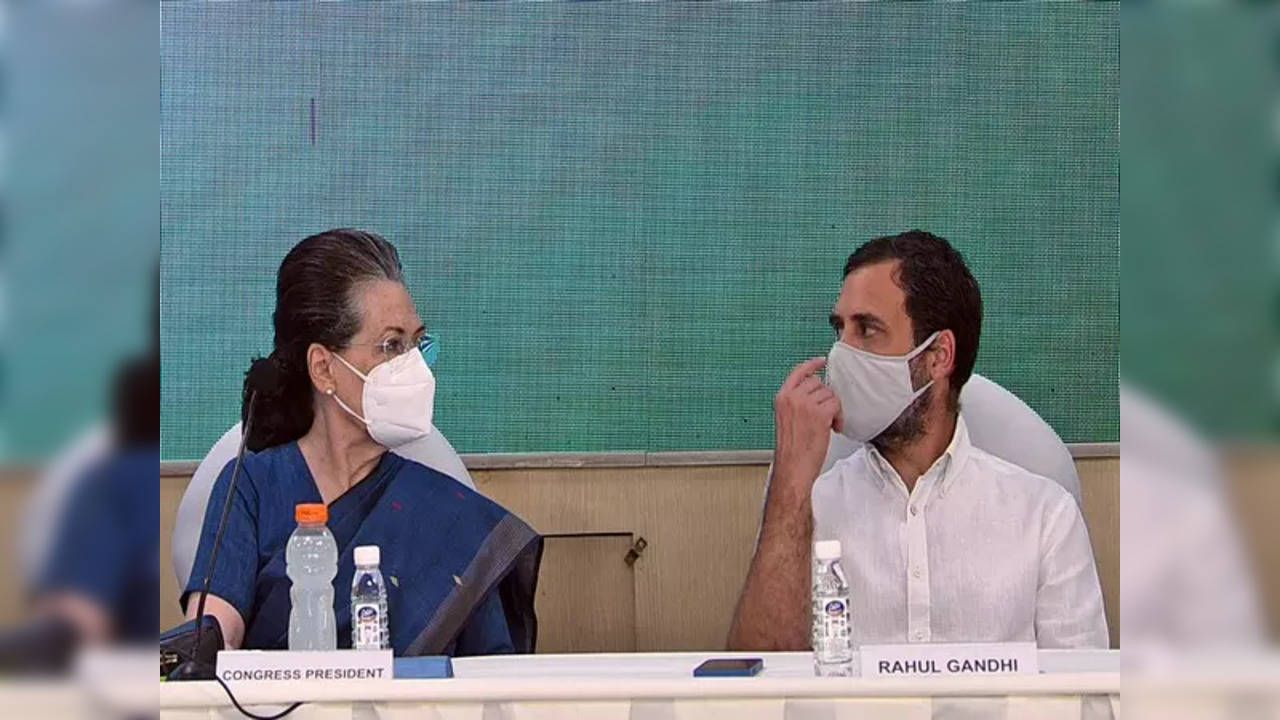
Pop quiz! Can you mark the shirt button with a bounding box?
[912,567,922,579]
[909,505,918,516]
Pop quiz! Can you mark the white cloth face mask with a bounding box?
[825,331,940,444]
[330,347,436,448]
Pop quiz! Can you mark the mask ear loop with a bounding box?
[330,351,371,382]
[904,330,943,360]
[905,331,943,395]
[328,351,370,424]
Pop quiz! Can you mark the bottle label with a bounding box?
[813,594,851,662]
[353,602,382,650]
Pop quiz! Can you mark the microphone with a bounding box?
[166,390,257,681]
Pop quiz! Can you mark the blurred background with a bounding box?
[0,1,156,702]
[1122,3,1280,716]
[1122,1,1279,648]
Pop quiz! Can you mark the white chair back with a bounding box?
[21,424,113,586]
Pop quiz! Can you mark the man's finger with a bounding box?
[781,356,827,391]
[811,387,837,404]
[796,376,824,396]
[816,394,844,432]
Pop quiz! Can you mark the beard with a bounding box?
[870,357,933,455]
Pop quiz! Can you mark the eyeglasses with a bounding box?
[346,333,439,367]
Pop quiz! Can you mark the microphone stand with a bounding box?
[168,391,256,680]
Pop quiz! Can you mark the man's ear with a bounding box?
[307,343,334,395]
[930,330,956,384]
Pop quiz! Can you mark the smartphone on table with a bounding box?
[692,658,764,677]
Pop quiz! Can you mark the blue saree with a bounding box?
[181,441,541,656]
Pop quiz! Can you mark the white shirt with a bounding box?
[811,416,1109,648]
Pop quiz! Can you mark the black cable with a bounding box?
[213,675,303,720]
[183,389,299,720]
[192,390,257,659]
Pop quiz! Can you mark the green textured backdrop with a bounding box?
[161,3,1118,461]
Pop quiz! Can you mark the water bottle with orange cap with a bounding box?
[287,503,338,650]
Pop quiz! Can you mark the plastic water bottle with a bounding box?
[812,539,854,676]
[350,545,390,650]
[287,503,338,651]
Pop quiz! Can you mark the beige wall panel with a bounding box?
[0,471,33,625]
[535,534,636,653]
[1226,450,1280,640]
[1076,457,1119,648]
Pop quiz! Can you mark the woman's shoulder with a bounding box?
[394,457,513,523]
[215,440,303,488]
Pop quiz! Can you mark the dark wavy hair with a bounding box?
[242,229,403,451]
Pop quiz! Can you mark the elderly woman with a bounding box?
[182,229,540,656]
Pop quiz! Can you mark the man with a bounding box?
[728,230,1107,650]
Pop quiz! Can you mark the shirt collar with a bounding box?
[865,414,972,495]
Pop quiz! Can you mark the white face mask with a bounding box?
[329,347,436,448]
[825,331,940,444]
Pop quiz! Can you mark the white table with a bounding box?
[158,650,1120,719]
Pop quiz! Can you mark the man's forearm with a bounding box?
[727,468,814,650]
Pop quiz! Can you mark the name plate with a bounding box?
[860,642,1037,678]
[216,649,393,683]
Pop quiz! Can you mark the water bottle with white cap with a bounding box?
[351,545,390,650]
[812,539,854,676]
